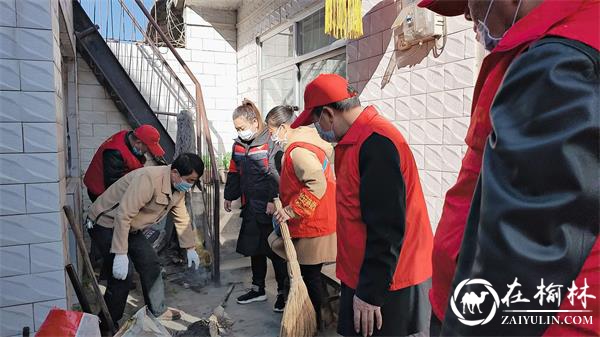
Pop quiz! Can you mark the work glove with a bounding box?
[112,254,129,280]
[187,248,200,269]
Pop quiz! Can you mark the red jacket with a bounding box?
[335,106,433,291]
[431,1,599,335]
[84,130,144,197]
[279,142,336,238]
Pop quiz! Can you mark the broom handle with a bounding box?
[274,199,302,279]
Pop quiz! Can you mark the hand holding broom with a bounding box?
[273,198,317,337]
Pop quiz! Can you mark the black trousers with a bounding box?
[251,252,287,292]
[429,311,442,337]
[300,263,324,330]
[338,279,431,336]
[88,225,166,331]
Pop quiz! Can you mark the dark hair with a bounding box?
[311,85,361,118]
[233,99,264,131]
[172,153,204,178]
[265,105,298,128]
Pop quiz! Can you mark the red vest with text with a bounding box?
[83,130,144,196]
[430,4,600,334]
[335,106,433,290]
[279,142,336,238]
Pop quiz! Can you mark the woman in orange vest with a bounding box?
[266,105,337,330]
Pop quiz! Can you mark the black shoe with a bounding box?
[273,293,286,312]
[236,287,267,304]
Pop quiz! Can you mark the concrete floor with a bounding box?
[120,198,338,336]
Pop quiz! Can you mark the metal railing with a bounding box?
[79,0,221,282]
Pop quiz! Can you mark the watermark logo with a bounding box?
[450,278,501,326]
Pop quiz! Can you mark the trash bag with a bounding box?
[114,306,171,337]
[36,308,100,337]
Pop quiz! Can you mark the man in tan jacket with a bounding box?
[87,153,203,333]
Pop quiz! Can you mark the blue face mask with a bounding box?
[175,181,193,192]
[476,0,522,51]
[315,112,337,143]
[132,146,143,156]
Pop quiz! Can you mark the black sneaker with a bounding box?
[236,287,267,304]
[273,293,286,313]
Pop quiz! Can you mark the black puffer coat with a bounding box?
[224,128,281,256]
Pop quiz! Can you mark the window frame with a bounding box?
[258,4,347,110]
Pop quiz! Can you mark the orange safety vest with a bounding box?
[279,142,336,238]
[335,106,433,290]
[83,130,144,197]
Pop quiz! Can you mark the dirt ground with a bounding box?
[118,198,339,337]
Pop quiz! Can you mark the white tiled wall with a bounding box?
[0,1,69,334]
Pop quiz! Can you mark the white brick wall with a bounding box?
[235,0,482,229]
[0,1,69,334]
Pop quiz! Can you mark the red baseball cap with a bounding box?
[291,73,357,128]
[133,125,165,157]
[417,0,468,17]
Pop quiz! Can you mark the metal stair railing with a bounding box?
[79,0,221,282]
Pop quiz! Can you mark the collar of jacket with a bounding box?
[336,106,379,146]
[494,0,595,53]
[234,127,270,148]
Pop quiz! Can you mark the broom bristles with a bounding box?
[281,277,317,337]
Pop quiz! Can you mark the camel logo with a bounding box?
[450,279,501,326]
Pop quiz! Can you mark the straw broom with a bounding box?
[274,199,317,337]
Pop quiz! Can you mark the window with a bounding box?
[259,6,346,111]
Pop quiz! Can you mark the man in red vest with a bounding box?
[84,125,165,202]
[292,74,433,337]
[419,0,599,336]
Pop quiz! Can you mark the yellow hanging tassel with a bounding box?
[325,0,363,40]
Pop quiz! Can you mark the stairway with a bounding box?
[73,0,175,161]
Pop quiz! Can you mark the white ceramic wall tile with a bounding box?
[409,120,425,145]
[20,61,54,91]
[393,121,410,139]
[16,0,52,29]
[423,119,443,144]
[360,79,382,101]
[0,27,18,59]
[446,15,471,35]
[30,241,64,273]
[16,28,53,61]
[22,123,57,153]
[410,69,427,95]
[0,304,33,337]
[443,117,470,145]
[0,123,23,153]
[25,183,59,213]
[372,99,394,120]
[442,145,462,172]
[33,299,67,331]
[389,72,411,97]
[0,153,59,184]
[409,94,427,120]
[0,245,30,277]
[425,145,443,171]
[422,170,442,197]
[0,59,20,90]
[442,171,459,193]
[0,184,25,215]
[444,58,475,90]
[425,196,439,226]
[395,97,410,121]
[0,0,17,27]
[445,31,466,63]
[426,65,444,93]
[426,92,444,118]
[0,270,65,307]
[410,145,425,170]
[463,87,474,116]
[465,30,477,58]
[444,89,463,118]
[0,212,61,246]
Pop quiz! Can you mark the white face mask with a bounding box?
[238,129,255,141]
[314,112,337,142]
[270,125,287,146]
[476,0,522,51]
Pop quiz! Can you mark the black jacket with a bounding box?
[102,131,146,190]
[224,128,281,256]
[442,38,599,336]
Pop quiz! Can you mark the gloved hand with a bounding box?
[187,248,200,269]
[112,254,129,280]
